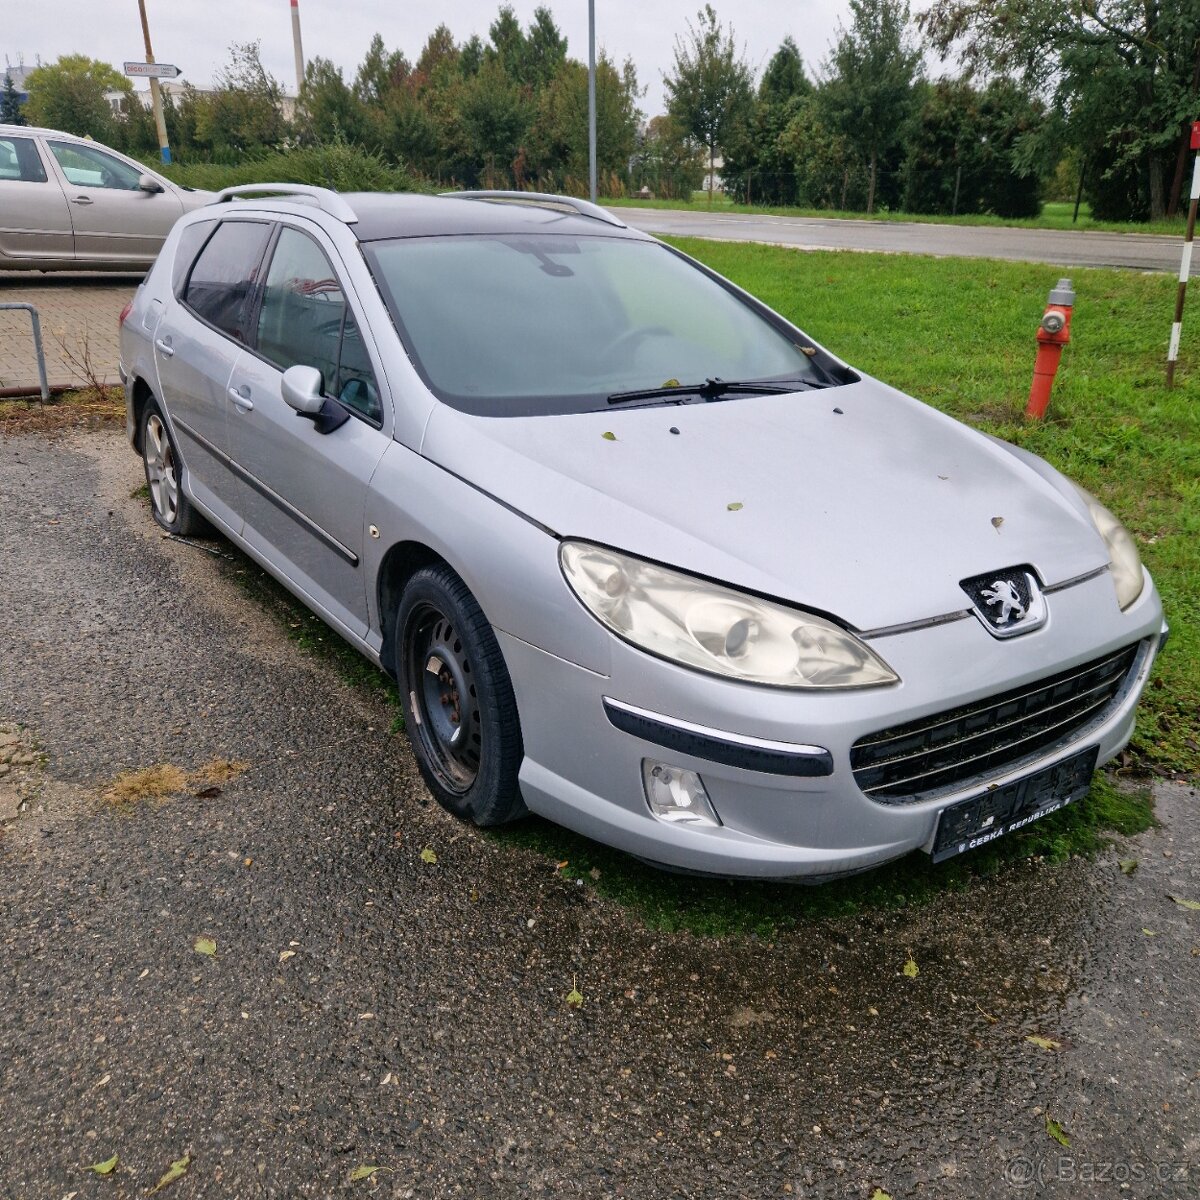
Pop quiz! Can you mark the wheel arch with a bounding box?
[377,540,451,676]
[130,375,156,453]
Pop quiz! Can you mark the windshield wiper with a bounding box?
[607,377,821,405]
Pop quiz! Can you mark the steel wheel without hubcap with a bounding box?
[406,603,483,795]
[143,412,179,526]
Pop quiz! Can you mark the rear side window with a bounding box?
[172,220,217,295]
[0,136,48,183]
[183,220,271,344]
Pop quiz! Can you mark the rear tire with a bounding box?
[140,399,209,537]
[396,564,526,826]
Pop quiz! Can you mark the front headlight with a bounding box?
[560,541,898,689]
[1073,486,1144,610]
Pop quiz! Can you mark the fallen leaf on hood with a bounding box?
[727,501,744,511]
[601,431,617,441]
[991,516,1005,531]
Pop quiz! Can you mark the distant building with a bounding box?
[2,61,32,104]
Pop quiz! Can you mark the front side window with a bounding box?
[48,141,144,190]
[0,137,48,183]
[364,234,827,416]
[183,220,271,344]
[257,226,381,422]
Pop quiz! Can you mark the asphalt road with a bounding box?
[617,208,1184,272]
[1,430,1197,1198]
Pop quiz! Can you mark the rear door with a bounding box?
[155,218,272,533]
[0,134,73,261]
[45,138,184,264]
[225,222,390,639]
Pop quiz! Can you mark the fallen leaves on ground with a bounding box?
[350,1165,389,1182]
[193,936,217,958]
[1025,1035,1062,1051]
[871,1190,893,1200]
[1119,859,1138,875]
[1169,895,1200,911]
[902,954,919,978]
[419,847,438,865]
[87,1154,118,1175]
[566,976,584,1010]
[148,1153,191,1194]
[1045,1115,1070,1147]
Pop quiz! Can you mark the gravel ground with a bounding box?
[0,430,1197,1199]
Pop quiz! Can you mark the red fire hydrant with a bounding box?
[1026,278,1075,419]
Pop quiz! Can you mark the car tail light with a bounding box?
[118,299,134,327]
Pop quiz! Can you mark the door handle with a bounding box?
[228,386,254,412]
[71,196,94,205]
[154,338,174,357]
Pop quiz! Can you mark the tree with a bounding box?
[354,34,409,107]
[23,55,131,139]
[920,0,1200,220]
[721,37,813,204]
[298,58,369,145]
[630,114,707,199]
[1,74,24,125]
[663,5,754,203]
[820,0,921,213]
[194,42,290,158]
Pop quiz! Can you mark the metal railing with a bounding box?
[0,303,50,402]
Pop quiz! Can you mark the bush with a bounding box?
[153,141,424,194]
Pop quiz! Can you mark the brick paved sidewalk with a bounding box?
[0,273,140,392]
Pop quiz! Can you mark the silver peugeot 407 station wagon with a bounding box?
[119,185,1166,880]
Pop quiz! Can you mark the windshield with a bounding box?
[364,234,831,416]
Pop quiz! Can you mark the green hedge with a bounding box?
[152,143,424,194]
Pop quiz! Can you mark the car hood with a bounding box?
[420,378,1110,630]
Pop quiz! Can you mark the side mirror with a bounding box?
[281,365,325,415]
[138,174,165,193]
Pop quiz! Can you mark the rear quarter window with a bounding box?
[182,220,271,344]
[0,136,48,183]
[172,220,217,296]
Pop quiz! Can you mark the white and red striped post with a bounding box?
[1167,120,1200,387]
[290,0,306,96]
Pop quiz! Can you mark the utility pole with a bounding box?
[587,0,597,203]
[290,0,306,97]
[136,0,171,163]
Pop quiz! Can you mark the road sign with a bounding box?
[124,62,181,79]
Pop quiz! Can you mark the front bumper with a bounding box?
[499,568,1164,880]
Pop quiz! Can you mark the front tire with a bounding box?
[396,564,526,826]
[140,399,208,536]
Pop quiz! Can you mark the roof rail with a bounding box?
[210,184,358,224]
[440,190,626,229]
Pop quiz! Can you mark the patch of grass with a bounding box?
[609,194,1183,235]
[191,758,249,787]
[130,483,150,500]
[494,775,1155,936]
[103,764,188,809]
[0,387,124,436]
[665,238,1199,781]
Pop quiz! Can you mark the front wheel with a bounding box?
[395,564,526,826]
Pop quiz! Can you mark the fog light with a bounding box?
[642,760,721,827]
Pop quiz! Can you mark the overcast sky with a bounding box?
[2,0,941,116]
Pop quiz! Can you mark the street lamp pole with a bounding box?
[587,0,597,203]
[136,0,171,163]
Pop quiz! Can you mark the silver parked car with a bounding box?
[119,185,1166,880]
[0,123,211,272]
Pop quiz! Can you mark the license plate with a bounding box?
[930,745,1099,862]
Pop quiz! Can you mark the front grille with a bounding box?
[851,643,1142,803]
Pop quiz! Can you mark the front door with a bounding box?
[226,224,389,641]
[45,139,184,264]
[0,134,72,261]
